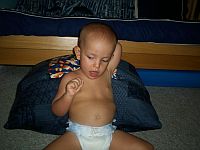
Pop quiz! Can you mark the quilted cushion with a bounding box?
[4,58,162,134]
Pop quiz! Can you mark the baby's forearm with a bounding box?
[51,93,73,117]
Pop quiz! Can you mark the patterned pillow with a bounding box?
[48,54,80,78]
[4,57,162,134]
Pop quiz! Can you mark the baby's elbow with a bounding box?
[51,106,59,116]
[51,105,66,117]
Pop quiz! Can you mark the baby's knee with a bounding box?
[146,143,154,150]
[139,142,154,150]
[132,141,154,150]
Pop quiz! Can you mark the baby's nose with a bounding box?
[93,61,100,70]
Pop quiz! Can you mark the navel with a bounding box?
[94,113,102,120]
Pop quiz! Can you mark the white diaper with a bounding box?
[67,120,116,150]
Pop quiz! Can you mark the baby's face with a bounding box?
[80,38,115,79]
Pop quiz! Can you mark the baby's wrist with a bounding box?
[63,92,74,101]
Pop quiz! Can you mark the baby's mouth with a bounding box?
[89,71,99,78]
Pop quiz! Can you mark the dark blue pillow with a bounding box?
[4,58,161,134]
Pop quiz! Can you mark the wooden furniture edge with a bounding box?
[0,35,200,70]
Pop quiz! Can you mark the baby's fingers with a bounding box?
[71,78,84,89]
[76,78,84,88]
[76,78,84,91]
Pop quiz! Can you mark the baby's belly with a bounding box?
[69,99,116,127]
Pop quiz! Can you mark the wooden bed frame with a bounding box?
[0,35,200,71]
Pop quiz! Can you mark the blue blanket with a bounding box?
[1,9,200,44]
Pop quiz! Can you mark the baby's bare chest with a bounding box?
[78,81,113,100]
[69,80,115,125]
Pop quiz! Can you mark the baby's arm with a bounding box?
[108,42,122,73]
[52,75,83,116]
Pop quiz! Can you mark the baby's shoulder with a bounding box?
[62,70,80,81]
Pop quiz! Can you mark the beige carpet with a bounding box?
[1,65,200,150]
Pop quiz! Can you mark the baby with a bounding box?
[45,22,154,150]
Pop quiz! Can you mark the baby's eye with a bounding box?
[102,59,109,62]
[87,56,94,59]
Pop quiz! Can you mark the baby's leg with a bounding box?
[44,132,81,150]
[110,130,154,150]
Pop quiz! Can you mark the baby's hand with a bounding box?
[73,46,80,60]
[66,78,83,96]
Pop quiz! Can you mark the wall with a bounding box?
[0,0,17,9]
[138,0,183,20]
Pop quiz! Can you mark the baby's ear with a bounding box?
[73,46,80,60]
